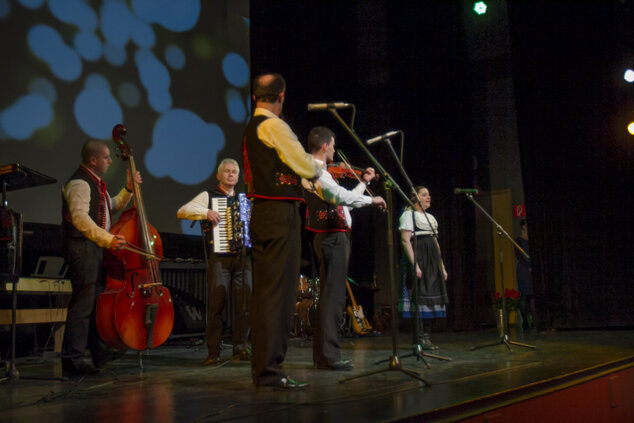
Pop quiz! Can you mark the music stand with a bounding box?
[460,192,535,352]
[1,163,56,381]
[314,108,429,385]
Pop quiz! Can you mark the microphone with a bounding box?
[366,130,399,146]
[454,188,479,194]
[307,102,351,111]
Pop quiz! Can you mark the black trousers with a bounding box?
[206,252,252,357]
[313,231,350,365]
[249,200,301,385]
[62,238,103,360]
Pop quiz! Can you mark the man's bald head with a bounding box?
[252,72,286,104]
[81,139,108,164]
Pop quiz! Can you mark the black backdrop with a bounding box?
[508,1,634,328]
[249,0,634,330]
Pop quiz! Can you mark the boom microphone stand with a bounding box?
[459,192,535,352]
[310,104,428,385]
[374,137,450,364]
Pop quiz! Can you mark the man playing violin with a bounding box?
[176,158,252,366]
[61,139,141,375]
[302,126,386,371]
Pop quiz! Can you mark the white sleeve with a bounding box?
[176,191,210,220]
[315,171,372,208]
[398,210,414,232]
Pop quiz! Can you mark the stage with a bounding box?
[2,328,633,422]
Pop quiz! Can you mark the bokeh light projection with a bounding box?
[1,0,250,235]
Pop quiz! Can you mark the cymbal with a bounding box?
[300,258,310,267]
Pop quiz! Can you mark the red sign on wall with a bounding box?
[513,205,526,218]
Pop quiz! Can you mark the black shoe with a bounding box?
[314,359,353,371]
[232,346,251,362]
[419,334,439,350]
[260,376,309,391]
[203,355,221,366]
[62,358,99,375]
[90,343,127,368]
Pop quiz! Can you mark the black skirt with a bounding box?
[402,235,449,307]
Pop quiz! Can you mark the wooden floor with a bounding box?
[2,327,633,422]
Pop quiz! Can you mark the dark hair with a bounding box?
[520,219,527,228]
[81,139,107,164]
[410,185,428,202]
[252,72,286,103]
[306,126,335,154]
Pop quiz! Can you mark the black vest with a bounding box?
[242,115,304,202]
[61,166,110,240]
[304,187,348,232]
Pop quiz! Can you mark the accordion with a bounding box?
[204,193,252,254]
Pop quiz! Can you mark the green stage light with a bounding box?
[474,1,487,15]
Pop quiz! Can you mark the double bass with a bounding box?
[96,124,174,351]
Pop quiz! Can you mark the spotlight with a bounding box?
[628,121,634,135]
[473,1,487,15]
[624,68,634,83]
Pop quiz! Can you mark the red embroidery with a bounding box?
[242,136,253,195]
[275,172,298,186]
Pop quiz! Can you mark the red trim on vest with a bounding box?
[242,135,253,195]
[304,227,348,233]
[248,194,305,203]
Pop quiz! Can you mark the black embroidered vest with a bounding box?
[61,166,110,240]
[242,115,304,202]
[304,187,348,232]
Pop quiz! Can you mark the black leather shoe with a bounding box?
[62,358,99,375]
[203,355,221,366]
[314,359,353,371]
[90,343,127,368]
[232,347,251,362]
[260,376,309,391]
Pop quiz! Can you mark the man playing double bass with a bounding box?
[61,139,141,375]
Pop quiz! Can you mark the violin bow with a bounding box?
[336,150,376,197]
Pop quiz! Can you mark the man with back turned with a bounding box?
[242,72,319,390]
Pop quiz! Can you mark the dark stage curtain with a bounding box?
[508,1,634,328]
[249,0,634,330]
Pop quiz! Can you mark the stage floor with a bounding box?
[2,328,633,422]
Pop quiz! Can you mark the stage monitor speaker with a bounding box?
[171,288,206,334]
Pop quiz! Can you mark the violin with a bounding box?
[327,162,365,180]
[96,124,174,351]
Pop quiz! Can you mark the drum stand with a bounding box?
[318,108,429,386]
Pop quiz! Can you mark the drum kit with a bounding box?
[293,274,320,338]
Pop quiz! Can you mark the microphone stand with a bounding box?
[2,179,21,381]
[460,193,535,352]
[374,139,451,364]
[322,108,429,386]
